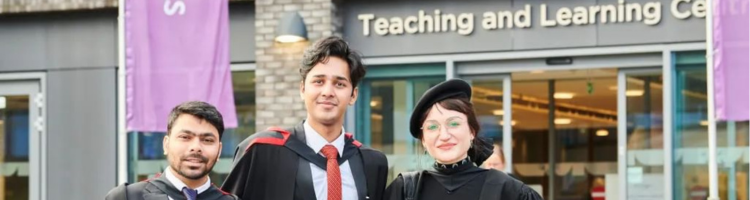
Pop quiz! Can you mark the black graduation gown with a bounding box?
[384,165,542,200]
[221,122,390,200]
[104,174,238,200]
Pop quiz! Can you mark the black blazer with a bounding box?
[105,174,238,200]
[221,122,389,200]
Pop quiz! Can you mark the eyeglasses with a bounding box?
[421,117,465,134]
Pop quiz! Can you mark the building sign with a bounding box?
[357,0,705,36]
[343,0,707,57]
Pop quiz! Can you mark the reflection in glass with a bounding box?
[471,80,504,142]
[716,121,750,200]
[1,95,30,200]
[674,62,710,200]
[625,73,664,200]
[674,55,750,200]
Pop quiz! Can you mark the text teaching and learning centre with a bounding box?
[0,0,747,199]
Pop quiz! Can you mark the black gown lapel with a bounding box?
[347,149,368,200]
[284,121,360,170]
[147,176,186,199]
[295,157,317,200]
[285,122,328,169]
[284,121,369,200]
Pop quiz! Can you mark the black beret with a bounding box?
[409,79,472,139]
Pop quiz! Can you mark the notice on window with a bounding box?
[627,167,643,183]
[627,174,665,200]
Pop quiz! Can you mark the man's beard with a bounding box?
[171,153,213,180]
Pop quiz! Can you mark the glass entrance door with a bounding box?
[618,69,665,200]
[462,68,664,200]
[0,79,42,200]
[508,69,621,200]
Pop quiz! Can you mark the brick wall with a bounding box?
[254,0,343,131]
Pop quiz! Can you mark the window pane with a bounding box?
[673,51,750,200]
[1,95,30,200]
[625,73,665,200]
[364,78,442,182]
[716,121,750,200]
[673,55,710,200]
[510,69,619,199]
[511,80,550,197]
[470,80,504,142]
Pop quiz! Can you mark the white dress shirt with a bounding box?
[164,167,212,200]
[304,121,358,200]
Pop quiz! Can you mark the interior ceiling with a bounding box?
[1,95,29,111]
[472,69,666,131]
[367,68,707,132]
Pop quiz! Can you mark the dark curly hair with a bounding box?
[300,36,366,94]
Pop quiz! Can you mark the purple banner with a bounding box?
[126,0,237,132]
[713,0,749,121]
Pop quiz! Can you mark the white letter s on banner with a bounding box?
[164,0,186,16]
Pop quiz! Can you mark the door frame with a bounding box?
[617,67,663,200]
[0,72,46,200]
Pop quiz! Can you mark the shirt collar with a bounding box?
[164,167,212,194]
[303,120,345,156]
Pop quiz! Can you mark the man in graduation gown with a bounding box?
[106,101,238,200]
[221,36,389,200]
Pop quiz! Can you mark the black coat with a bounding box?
[221,122,390,200]
[385,169,542,200]
[105,174,238,200]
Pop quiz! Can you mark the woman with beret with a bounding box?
[385,79,543,200]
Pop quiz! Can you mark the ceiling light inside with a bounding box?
[530,70,545,74]
[554,92,575,99]
[554,118,572,125]
[700,120,709,126]
[626,90,644,97]
[499,120,517,126]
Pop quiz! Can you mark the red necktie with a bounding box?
[321,145,342,200]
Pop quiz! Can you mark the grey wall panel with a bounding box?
[46,11,117,69]
[511,0,598,50]
[596,0,706,45]
[0,19,48,71]
[47,68,116,199]
[230,2,256,62]
[0,10,117,72]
